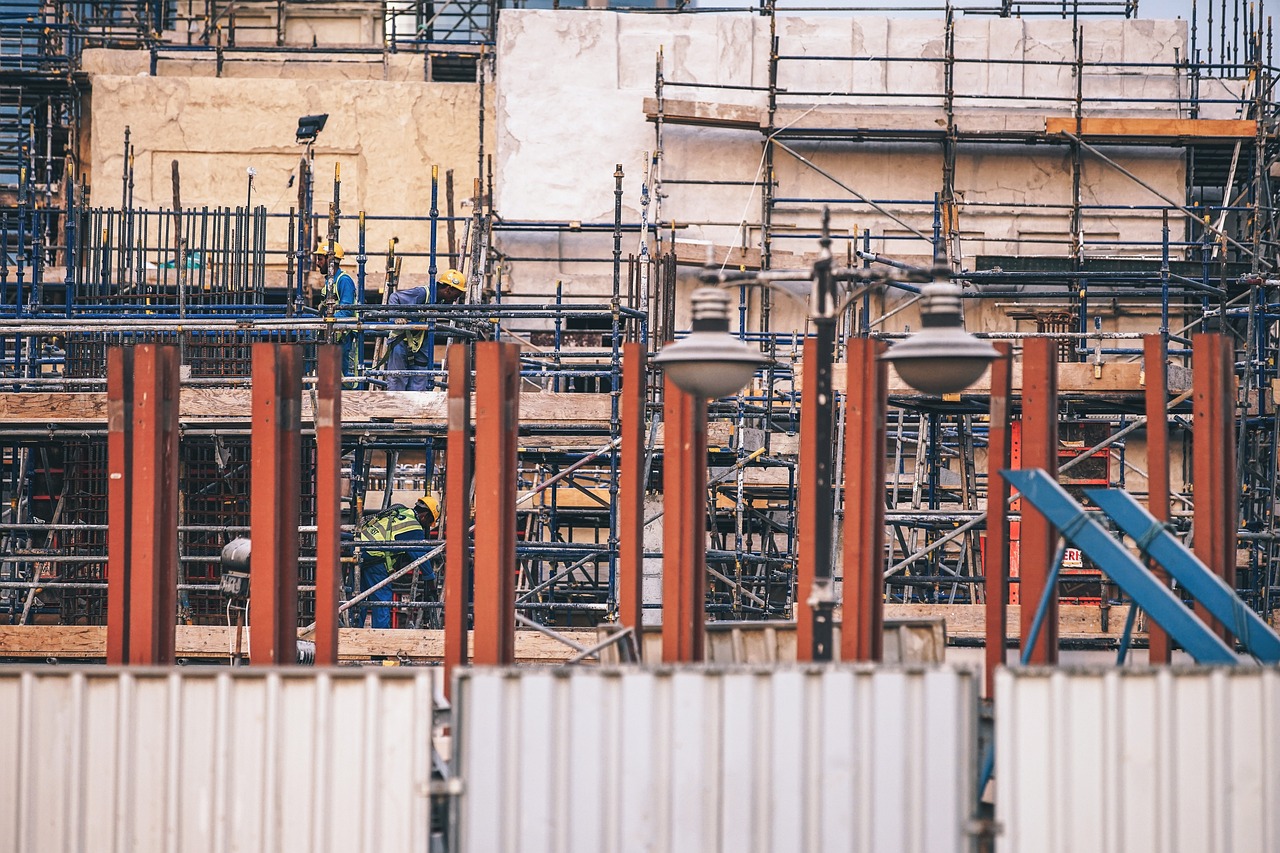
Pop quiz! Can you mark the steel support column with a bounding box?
[444,344,473,692]
[841,338,886,662]
[984,342,1014,696]
[1192,333,1238,638]
[473,342,519,666]
[1144,334,1172,664]
[250,343,302,665]
[1020,338,1059,664]
[106,348,133,665]
[662,380,706,663]
[106,345,180,665]
[314,345,342,666]
[618,343,646,658]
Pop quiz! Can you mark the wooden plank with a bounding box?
[798,360,1191,396]
[641,101,1258,140]
[0,625,596,663]
[0,606,1165,661]
[516,420,736,452]
[0,390,614,426]
[1046,117,1258,139]
[673,240,812,271]
[642,96,765,130]
[881,603,1142,639]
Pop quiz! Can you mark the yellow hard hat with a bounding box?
[437,269,465,293]
[415,494,441,525]
[315,240,344,261]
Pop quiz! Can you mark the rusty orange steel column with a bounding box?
[1019,337,1059,665]
[795,337,820,661]
[662,380,707,663]
[841,338,887,662]
[618,343,647,658]
[250,343,302,665]
[473,342,519,666]
[444,345,473,693]
[106,345,180,665]
[1144,334,1173,664]
[1192,333,1238,639]
[984,342,1014,696]
[313,345,343,666]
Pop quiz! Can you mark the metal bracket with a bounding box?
[1087,487,1280,664]
[1003,469,1239,665]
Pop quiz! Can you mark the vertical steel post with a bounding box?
[106,345,180,665]
[796,337,819,660]
[106,348,134,665]
[618,344,647,658]
[427,166,441,380]
[1020,338,1059,665]
[444,345,473,693]
[984,343,1014,696]
[314,345,342,666]
[662,380,706,663]
[1144,334,1173,664]
[841,337,887,662]
[250,343,302,665]
[473,342,519,666]
[1192,333,1238,639]
[132,345,180,665]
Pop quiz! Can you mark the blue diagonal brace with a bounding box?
[1086,488,1280,664]
[1003,469,1238,665]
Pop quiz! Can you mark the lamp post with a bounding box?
[654,211,997,662]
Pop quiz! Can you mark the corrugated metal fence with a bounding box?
[14,663,1274,853]
[997,667,1280,853]
[0,667,438,853]
[452,666,980,853]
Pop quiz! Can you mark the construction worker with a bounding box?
[352,495,441,629]
[314,240,359,381]
[384,269,467,391]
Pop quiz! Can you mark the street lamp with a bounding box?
[652,287,769,398]
[654,211,996,662]
[881,273,999,396]
[655,253,997,400]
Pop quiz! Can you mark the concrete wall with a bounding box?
[494,10,1189,332]
[83,49,492,284]
[81,11,1194,320]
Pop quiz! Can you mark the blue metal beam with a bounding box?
[1003,469,1239,665]
[1086,488,1280,664]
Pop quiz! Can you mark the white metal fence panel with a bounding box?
[452,665,979,853]
[996,667,1280,853]
[0,667,438,853]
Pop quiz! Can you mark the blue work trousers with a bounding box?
[354,557,395,629]
[340,334,360,388]
[386,341,432,391]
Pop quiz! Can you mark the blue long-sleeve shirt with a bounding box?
[323,268,357,320]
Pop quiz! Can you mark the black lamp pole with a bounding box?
[808,214,839,661]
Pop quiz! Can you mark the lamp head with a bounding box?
[654,287,770,400]
[296,114,329,144]
[883,280,998,395]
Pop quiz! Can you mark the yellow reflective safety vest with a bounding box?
[357,507,421,564]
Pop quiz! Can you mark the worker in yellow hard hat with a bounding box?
[314,240,359,382]
[352,494,442,629]
[383,269,467,391]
